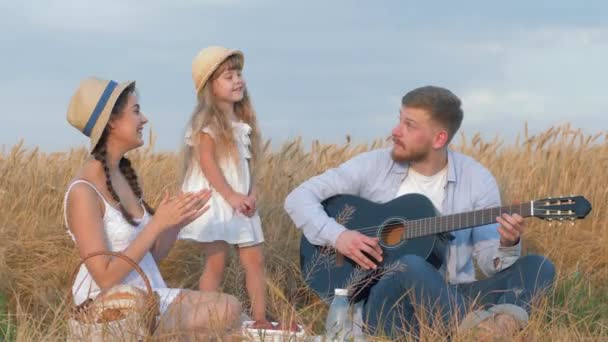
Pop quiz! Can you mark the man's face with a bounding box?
[391,106,440,163]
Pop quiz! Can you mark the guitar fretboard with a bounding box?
[404,202,533,239]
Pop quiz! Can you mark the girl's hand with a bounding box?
[243,194,257,217]
[226,192,249,214]
[152,189,212,232]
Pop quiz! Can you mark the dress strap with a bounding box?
[63,180,109,240]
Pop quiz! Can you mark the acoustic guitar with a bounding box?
[299,194,591,302]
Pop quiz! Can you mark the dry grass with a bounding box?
[0,124,607,340]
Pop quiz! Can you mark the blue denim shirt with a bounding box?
[284,147,521,284]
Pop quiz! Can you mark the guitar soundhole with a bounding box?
[379,218,407,248]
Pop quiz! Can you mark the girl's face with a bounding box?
[211,67,245,104]
[108,94,148,149]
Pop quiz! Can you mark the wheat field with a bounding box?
[0,124,606,341]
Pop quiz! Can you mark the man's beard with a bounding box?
[391,144,428,163]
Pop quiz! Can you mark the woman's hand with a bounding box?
[152,189,212,231]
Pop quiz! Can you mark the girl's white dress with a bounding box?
[178,121,264,247]
[63,180,181,314]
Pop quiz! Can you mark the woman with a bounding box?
[64,77,241,338]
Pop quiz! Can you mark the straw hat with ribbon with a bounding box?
[192,46,244,93]
[67,77,135,150]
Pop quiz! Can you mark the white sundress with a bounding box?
[63,180,181,314]
[178,121,264,247]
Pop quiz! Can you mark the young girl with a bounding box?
[64,77,241,338]
[178,46,269,327]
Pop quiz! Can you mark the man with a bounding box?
[284,86,555,338]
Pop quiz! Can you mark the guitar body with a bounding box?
[299,193,446,302]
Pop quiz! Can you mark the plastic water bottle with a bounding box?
[325,288,353,341]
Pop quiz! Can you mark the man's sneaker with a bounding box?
[459,304,529,341]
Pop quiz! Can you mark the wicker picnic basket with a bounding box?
[66,251,159,341]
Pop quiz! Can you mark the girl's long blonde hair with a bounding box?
[179,55,261,186]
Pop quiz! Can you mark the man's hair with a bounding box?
[402,86,463,143]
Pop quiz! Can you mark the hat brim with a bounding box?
[89,80,136,150]
[194,50,244,93]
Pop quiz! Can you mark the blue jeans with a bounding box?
[362,254,555,337]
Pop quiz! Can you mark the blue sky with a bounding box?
[1,0,606,151]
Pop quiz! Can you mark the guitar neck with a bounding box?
[406,202,533,239]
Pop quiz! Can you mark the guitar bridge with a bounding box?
[319,246,345,267]
[335,253,344,266]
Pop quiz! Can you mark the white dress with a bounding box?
[178,121,264,247]
[63,180,181,314]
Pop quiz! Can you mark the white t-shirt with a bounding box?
[395,165,448,213]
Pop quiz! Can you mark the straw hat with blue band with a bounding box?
[67,77,135,150]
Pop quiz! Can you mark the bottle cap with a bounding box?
[334,288,348,296]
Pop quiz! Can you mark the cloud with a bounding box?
[451,26,608,139]
[4,1,140,33]
[2,0,269,36]
[0,1,607,151]
[462,88,549,122]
